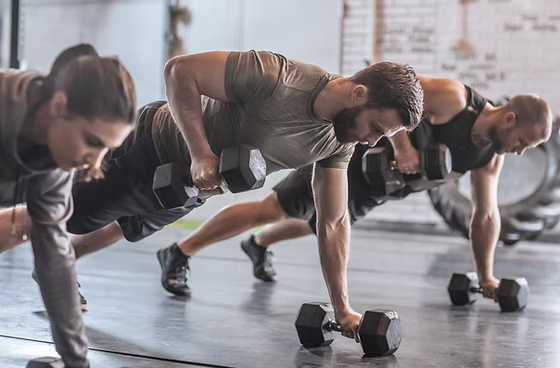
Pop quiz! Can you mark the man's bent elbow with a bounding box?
[164,56,188,85]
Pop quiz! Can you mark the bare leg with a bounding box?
[255,218,314,247]
[177,192,288,256]
[0,206,30,253]
[72,221,125,259]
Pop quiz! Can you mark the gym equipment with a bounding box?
[362,143,452,197]
[447,272,529,312]
[294,302,401,356]
[418,143,453,181]
[361,146,405,196]
[153,162,200,209]
[153,145,266,209]
[26,357,64,368]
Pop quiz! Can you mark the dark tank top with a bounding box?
[409,85,496,174]
[347,85,496,221]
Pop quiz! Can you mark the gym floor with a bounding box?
[1,227,559,368]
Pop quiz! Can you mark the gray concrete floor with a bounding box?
[1,227,559,367]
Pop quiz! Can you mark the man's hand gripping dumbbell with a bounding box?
[153,145,267,209]
[362,143,452,197]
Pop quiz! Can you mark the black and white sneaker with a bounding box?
[157,242,192,296]
[241,235,277,282]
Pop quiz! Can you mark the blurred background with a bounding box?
[2,0,559,245]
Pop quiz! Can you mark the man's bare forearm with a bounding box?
[470,209,500,280]
[387,130,413,151]
[316,214,351,314]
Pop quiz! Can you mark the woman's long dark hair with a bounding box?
[46,43,137,181]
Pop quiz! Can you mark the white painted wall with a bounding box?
[17,0,169,106]
[183,0,344,73]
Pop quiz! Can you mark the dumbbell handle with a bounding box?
[469,286,484,293]
[469,286,500,294]
[469,286,500,302]
[184,174,228,197]
[323,320,345,333]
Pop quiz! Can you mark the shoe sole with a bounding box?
[156,249,192,297]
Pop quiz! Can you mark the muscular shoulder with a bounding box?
[225,50,328,102]
[419,76,467,124]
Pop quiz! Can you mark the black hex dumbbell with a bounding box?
[153,145,267,209]
[26,357,63,368]
[362,143,452,197]
[294,302,402,356]
[447,272,529,312]
[361,146,406,196]
[418,143,453,181]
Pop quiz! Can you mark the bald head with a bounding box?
[505,94,553,142]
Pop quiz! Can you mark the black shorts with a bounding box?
[67,101,204,242]
[273,161,385,234]
[273,164,316,225]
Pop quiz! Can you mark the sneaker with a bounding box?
[156,243,191,296]
[241,235,277,282]
[31,269,88,312]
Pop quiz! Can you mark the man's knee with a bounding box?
[258,192,290,223]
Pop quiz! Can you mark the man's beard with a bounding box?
[332,106,362,144]
[488,126,505,154]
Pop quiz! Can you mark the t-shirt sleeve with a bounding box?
[224,50,285,104]
[316,144,355,169]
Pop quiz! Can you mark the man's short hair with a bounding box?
[351,62,424,131]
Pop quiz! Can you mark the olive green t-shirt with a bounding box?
[152,50,354,174]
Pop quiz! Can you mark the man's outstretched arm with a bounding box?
[312,164,361,341]
[469,154,504,297]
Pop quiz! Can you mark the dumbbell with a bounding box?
[418,143,452,181]
[26,357,64,368]
[294,302,402,356]
[362,143,452,197]
[361,146,405,196]
[153,145,267,209]
[447,272,529,312]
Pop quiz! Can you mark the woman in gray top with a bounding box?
[0,44,137,367]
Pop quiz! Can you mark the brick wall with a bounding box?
[379,0,560,111]
[341,0,560,116]
[340,0,374,75]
